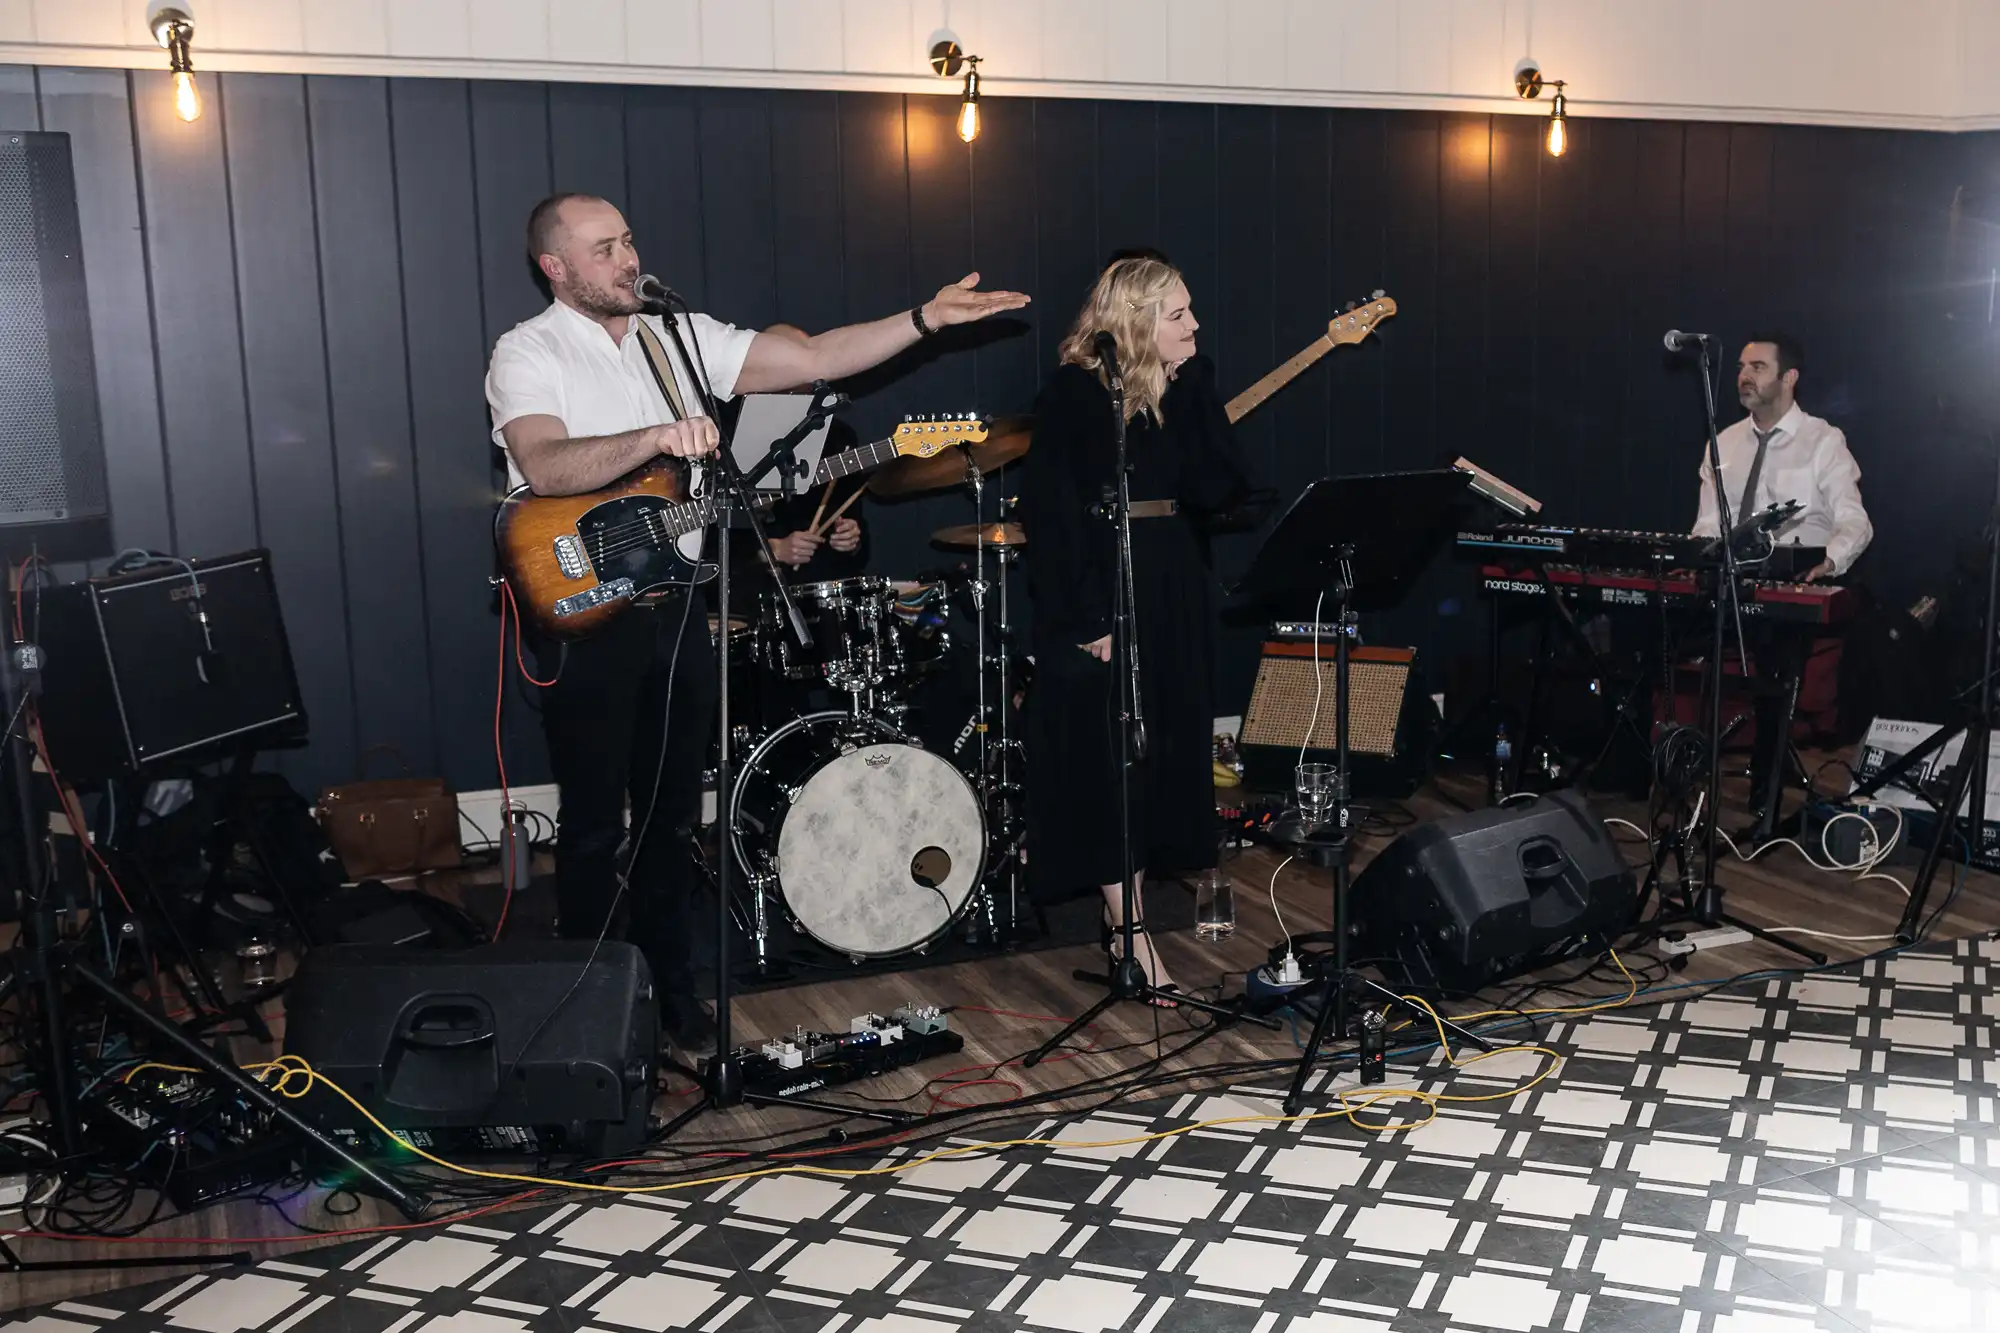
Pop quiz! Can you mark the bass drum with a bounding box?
[730,712,985,959]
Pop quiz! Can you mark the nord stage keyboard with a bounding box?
[1477,563,1859,628]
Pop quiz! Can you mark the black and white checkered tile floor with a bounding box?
[13,938,2000,1333]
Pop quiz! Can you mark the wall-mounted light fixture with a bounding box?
[1514,62,1568,158]
[929,38,982,144]
[150,5,202,123]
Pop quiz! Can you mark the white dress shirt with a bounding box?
[1691,402,1872,576]
[485,298,756,491]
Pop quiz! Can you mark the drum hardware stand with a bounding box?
[959,461,1026,948]
[1654,338,1824,965]
[1024,339,1247,1069]
[640,300,913,1134]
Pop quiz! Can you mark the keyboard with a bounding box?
[1456,525,1710,569]
[1477,563,1859,628]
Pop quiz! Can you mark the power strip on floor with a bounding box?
[1660,926,1753,956]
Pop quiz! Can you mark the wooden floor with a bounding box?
[1,755,1992,1312]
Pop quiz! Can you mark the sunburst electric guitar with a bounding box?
[1223,292,1397,423]
[496,415,989,640]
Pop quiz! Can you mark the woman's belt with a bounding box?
[1127,499,1179,519]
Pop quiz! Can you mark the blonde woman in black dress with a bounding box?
[1020,258,1248,1002]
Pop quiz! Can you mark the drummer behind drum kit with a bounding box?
[726,417,1038,973]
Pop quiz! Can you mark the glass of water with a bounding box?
[1194,868,1236,941]
[1295,762,1338,822]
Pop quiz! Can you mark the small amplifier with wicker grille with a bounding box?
[1238,626,1430,796]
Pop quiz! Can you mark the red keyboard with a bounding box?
[1479,563,1859,628]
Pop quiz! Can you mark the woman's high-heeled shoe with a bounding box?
[1100,910,1181,1007]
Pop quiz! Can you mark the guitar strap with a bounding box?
[633,317,689,422]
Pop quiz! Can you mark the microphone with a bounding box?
[1093,330,1123,389]
[632,273,678,309]
[1662,329,1710,352]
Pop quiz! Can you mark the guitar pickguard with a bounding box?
[572,493,714,607]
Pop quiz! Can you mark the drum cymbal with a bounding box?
[869,414,1032,497]
[932,522,1027,548]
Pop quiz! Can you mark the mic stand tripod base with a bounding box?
[1019,919,1283,1070]
[1277,824,1493,1119]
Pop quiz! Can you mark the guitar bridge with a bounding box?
[553,534,588,579]
[553,578,635,619]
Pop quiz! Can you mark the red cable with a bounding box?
[489,582,558,943]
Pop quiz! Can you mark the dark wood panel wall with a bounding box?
[11,66,1982,794]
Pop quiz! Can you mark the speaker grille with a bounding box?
[1241,652,1411,758]
[0,133,105,527]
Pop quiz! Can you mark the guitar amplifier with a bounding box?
[1239,629,1430,796]
[34,550,305,779]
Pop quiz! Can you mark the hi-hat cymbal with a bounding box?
[869,414,1032,498]
[932,522,1027,549]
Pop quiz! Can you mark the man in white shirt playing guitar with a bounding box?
[485,193,1026,1051]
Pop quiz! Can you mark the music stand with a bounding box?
[1231,470,1493,1115]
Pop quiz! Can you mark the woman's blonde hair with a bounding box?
[1057,258,1184,423]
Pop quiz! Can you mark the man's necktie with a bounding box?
[1740,426,1776,520]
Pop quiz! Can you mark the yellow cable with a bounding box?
[116,954,1640,1200]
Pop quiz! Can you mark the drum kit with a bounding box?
[720,417,1037,970]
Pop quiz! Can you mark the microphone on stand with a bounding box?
[1093,330,1123,389]
[1662,329,1711,352]
[632,273,679,309]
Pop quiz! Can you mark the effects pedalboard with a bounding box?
[739,1004,963,1100]
[80,1068,295,1208]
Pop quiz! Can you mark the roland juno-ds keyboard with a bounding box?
[1477,563,1859,627]
[1456,525,1710,569]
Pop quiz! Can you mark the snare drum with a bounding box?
[729,712,985,959]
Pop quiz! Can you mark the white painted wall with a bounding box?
[0,0,1982,130]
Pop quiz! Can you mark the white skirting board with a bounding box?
[456,783,561,850]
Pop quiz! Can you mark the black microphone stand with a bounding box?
[1663,341,1823,964]
[1024,343,1254,1068]
[640,301,910,1133]
[742,380,846,496]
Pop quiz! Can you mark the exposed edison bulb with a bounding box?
[1545,86,1568,157]
[957,58,982,144]
[172,69,202,122]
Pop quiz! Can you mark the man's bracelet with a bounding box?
[911,305,936,338]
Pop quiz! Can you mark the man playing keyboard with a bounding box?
[1691,332,1872,821]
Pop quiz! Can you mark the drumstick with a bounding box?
[807,480,834,534]
[811,486,866,538]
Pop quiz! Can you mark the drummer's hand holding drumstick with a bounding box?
[827,517,861,553]
[769,530,824,567]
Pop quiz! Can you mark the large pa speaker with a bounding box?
[0,131,108,559]
[1350,788,1635,993]
[285,941,659,1157]
[34,549,306,779]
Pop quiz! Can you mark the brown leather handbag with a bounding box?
[316,749,461,880]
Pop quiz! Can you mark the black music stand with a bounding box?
[1231,471,1492,1115]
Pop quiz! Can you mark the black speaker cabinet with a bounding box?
[285,941,658,1157]
[1351,788,1635,993]
[0,132,108,560]
[35,549,305,780]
